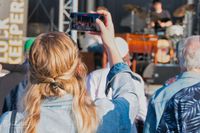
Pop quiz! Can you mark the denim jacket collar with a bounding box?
[42,94,73,107]
[180,71,200,80]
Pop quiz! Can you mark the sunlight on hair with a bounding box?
[23,32,99,133]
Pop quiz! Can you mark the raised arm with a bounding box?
[95,10,139,132]
[95,10,123,67]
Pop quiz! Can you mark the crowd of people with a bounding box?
[0,6,200,133]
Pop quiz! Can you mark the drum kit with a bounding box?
[123,3,195,64]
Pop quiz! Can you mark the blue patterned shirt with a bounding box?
[157,82,200,133]
[144,71,200,133]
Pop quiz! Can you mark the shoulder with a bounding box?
[132,72,144,83]
[150,79,181,104]
[173,82,200,100]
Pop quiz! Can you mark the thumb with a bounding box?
[96,18,106,33]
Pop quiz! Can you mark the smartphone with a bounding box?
[70,12,105,32]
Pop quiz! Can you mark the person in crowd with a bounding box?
[157,82,200,133]
[2,38,35,114]
[149,0,172,34]
[0,10,139,133]
[157,36,200,133]
[87,37,147,122]
[144,36,200,133]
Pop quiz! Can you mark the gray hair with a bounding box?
[180,36,200,70]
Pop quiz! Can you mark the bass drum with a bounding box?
[156,39,171,64]
[166,25,184,38]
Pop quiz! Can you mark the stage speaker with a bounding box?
[143,63,180,84]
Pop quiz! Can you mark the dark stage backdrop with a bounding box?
[27,0,198,34]
[98,0,187,33]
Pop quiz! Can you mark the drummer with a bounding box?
[149,0,173,36]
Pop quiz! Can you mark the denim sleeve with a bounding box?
[106,63,141,95]
[95,63,139,133]
[109,63,139,117]
[98,63,139,115]
[143,98,157,133]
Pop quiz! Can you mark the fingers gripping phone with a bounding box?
[70,12,105,32]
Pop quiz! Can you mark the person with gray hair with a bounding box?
[144,36,200,133]
[181,36,200,70]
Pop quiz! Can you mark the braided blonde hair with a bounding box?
[23,32,98,133]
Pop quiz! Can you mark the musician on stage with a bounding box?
[149,0,173,34]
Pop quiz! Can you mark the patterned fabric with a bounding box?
[144,72,200,133]
[157,82,200,133]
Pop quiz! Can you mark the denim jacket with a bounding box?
[143,71,200,133]
[0,63,139,133]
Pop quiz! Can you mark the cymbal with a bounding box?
[123,4,147,19]
[173,4,195,17]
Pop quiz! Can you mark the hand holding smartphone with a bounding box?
[70,12,105,32]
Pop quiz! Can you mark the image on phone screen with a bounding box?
[70,12,104,32]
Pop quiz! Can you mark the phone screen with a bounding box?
[70,12,105,32]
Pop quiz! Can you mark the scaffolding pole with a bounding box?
[59,0,64,32]
[59,0,78,42]
[71,0,78,42]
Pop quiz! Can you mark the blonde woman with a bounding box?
[0,10,139,133]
